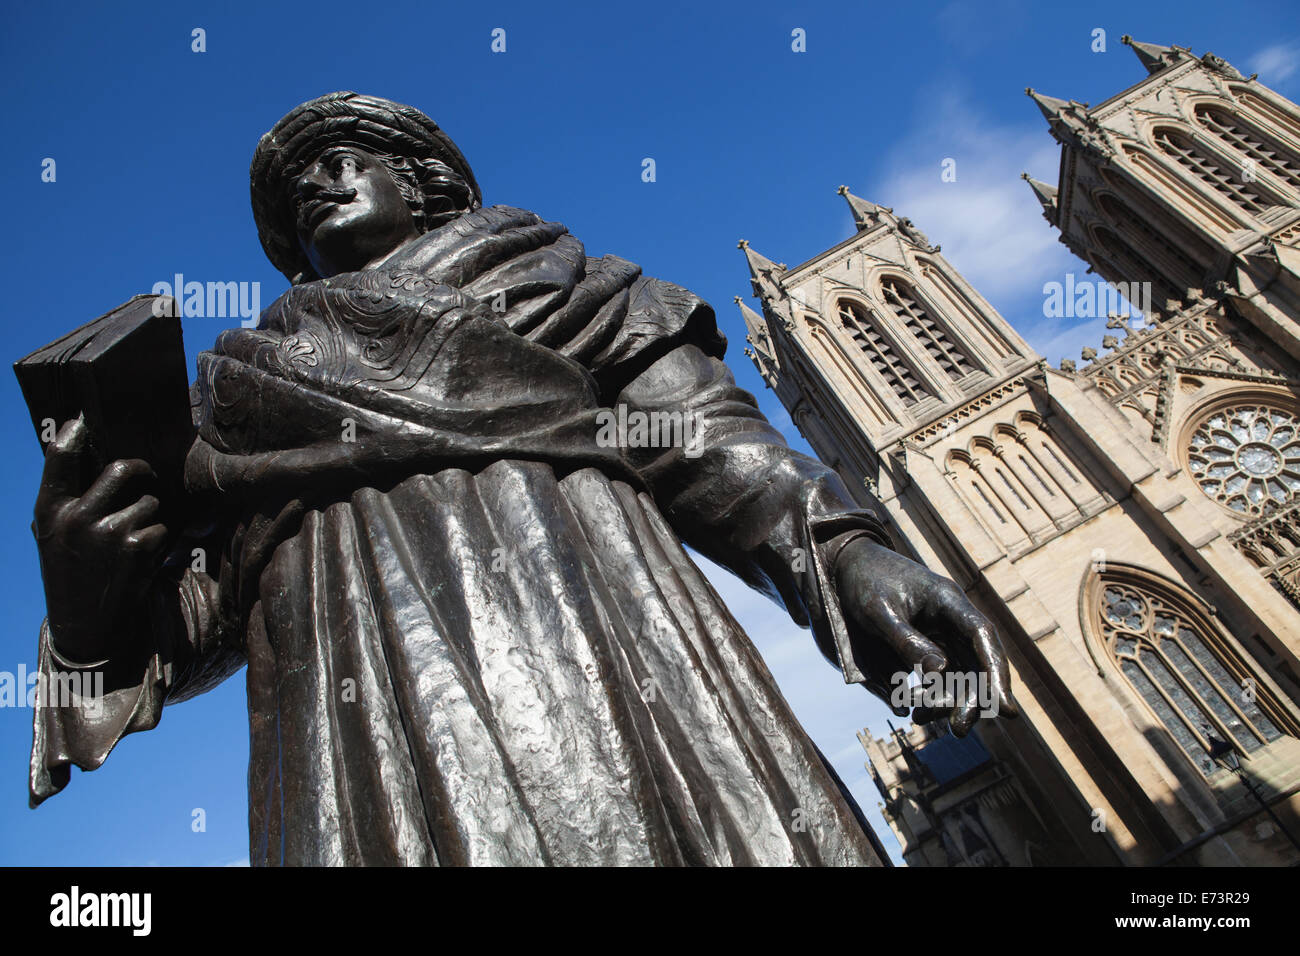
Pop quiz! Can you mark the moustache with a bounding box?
[296,187,358,231]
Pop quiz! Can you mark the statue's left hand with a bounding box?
[833,536,1019,735]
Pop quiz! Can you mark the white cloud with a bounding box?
[870,89,1079,307]
[748,85,1111,398]
[844,85,1114,371]
[1249,42,1300,84]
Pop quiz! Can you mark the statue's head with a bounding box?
[251,92,481,284]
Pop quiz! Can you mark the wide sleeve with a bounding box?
[29,554,244,807]
[612,338,895,687]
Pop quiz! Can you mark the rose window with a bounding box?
[1187,402,1300,515]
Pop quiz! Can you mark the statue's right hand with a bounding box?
[33,416,169,664]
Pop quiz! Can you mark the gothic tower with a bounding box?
[1027,36,1300,356]
[739,40,1300,866]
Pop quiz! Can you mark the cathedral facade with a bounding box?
[738,37,1300,865]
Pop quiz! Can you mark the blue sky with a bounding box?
[1,0,1297,866]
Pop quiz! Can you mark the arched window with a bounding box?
[1091,226,1185,311]
[947,451,1021,548]
[1233,89,1300,148]
[1042,441,1079,485]
[880,278,976,380]
[1092,570,1286,776]
[837,299,932,405]
[1017,452,1055,498]
[1094,192,1205,295]
[1153,126,1277,216]
[948,443,1053,547]
[1195,104,1300,196]
[1099,167,1220,270]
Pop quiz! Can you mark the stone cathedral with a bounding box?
[737,37,1300,866]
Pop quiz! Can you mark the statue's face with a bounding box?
[294,145,419,278]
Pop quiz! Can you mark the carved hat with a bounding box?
[250,92,482,283]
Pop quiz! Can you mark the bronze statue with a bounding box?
[26,93,1017,865]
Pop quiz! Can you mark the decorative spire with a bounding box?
[1024,87,1109,155]
[1120,35,1187,75]
[736,295,780,380]
[1020,172,1058,224]
[738,238,785,296]
[735,295,769,343]
[738,239,785,285]
[1024,87,1072,124]
[737,239,794,330]
[836,185,890,231]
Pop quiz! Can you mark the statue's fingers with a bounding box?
[877,610,950,676]
[850,635,919,715]
[939,592,1020,721]
[97,495,161,537]
[80,459,157,517]
[850,614,945,714]
[912,703,953,724]
[123,522,169,556]
[949,678,982,737]
[966,614,1019,719]
[37,415,91,507]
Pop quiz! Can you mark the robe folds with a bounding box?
[30,205,897,866]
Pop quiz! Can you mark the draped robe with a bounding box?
[30,205,896,866]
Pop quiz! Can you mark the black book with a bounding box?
[13,294,196,500]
